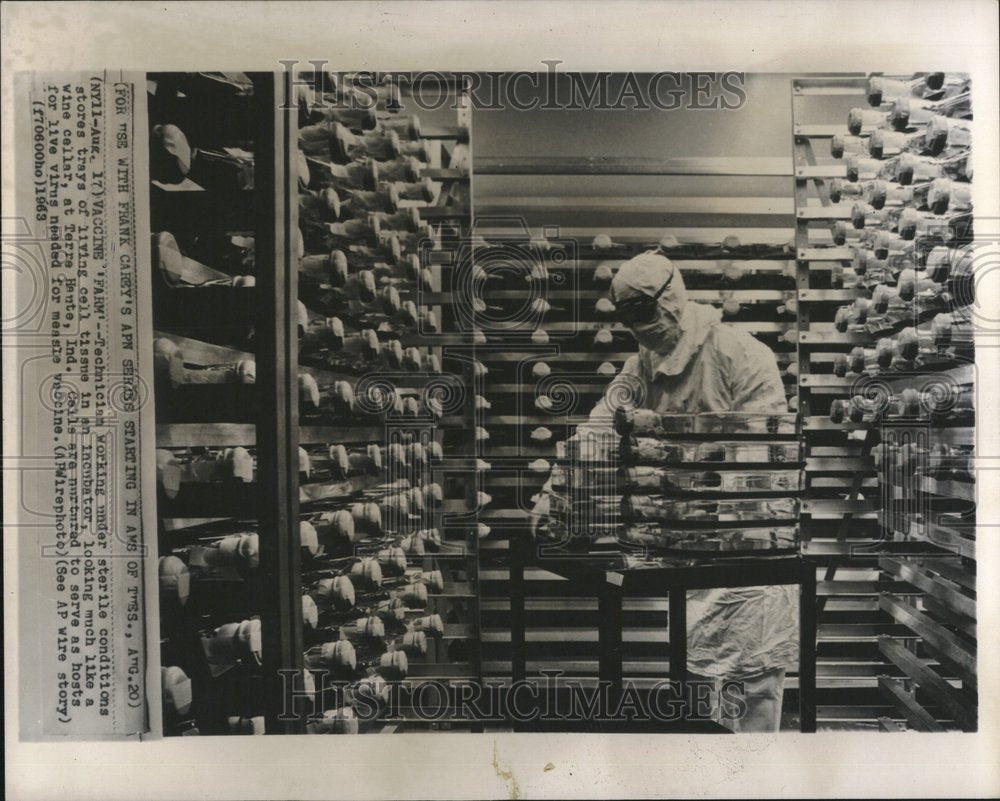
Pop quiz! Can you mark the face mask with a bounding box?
[629,308,681,353]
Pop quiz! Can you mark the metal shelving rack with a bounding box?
[153,72,482,735]
[791,74,977,731]
[291,72,481,733]
[791,75,891,727]
[151,72,307,735]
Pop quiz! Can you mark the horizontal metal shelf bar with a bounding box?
[551,259,794,271]
[475,226,796,244]
[479,289,790,302]
[799,330,872,345]
[878,675,945,732]
[801,498,879,514]
[798,247,854,261]
[879,593,976,678]
[878,636,976,731]
[879,557,976,620]
[475,156,793,177]
[478,196,799,215]
[796,165,847,179]
[794,124,869,138]
[798,289,865,302]
[797,205,853,220]
[799,375,856,388]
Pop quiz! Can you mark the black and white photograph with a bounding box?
[3,2,998,799]
[136,67,983,738]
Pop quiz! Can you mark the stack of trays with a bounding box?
[547,410,802,555]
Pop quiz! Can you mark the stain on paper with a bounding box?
[492,741,521,799]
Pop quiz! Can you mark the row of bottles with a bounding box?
[154,70,477,734]
[149,72,279,736]
[855,74,979,732]
[826,70,974,385]
[292,71,476,733]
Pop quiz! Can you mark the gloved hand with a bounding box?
[528,492,550,539]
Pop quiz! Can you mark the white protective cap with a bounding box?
[300,520,320,558]
[159,556,190,605]
[610,251,687,321]
[161,666,193,716]
[302,595,319,628]
[320,639,357,670]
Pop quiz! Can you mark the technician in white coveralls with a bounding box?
[531,251,799,732]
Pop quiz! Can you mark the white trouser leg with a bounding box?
[723,667,787,733]
[688,667,787,733]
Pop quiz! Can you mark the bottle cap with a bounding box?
[320,639,357,670]
[400,582,428,607]
[236,359,256,384]
[865,77,885,107]
[531,427,553,442]
[927,178,952,214]
[847,108,865,135]
[868,129,887,159]
[161,666,193,717]
[593,263,614,282]
[236,618,263,662]
[380,650,408,678]
[158,556,190,605]
[302,595,319,629]
[400,631,428,656]
[299,373,321,408]
[362,615,385,640]
[868,180,888,210]
[350,558,383,590]
[300,521,320,558]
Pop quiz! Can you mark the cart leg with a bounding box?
[510,532,527,686]
[668,589,688,720]
[598,581,624,711]
[799,566,817,732]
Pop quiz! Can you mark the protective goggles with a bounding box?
[612,269,674,326]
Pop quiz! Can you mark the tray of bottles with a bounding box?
[544,412,803,556]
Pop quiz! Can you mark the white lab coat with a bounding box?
[572,300,799,679]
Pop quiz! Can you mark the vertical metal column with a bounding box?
[465,91,486,708]
[509,531,527,686]
[791,81,819,733]
[255,72,304,733]
[798,562,818,732]
[598,577,625,708]
[667,587,688,692]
